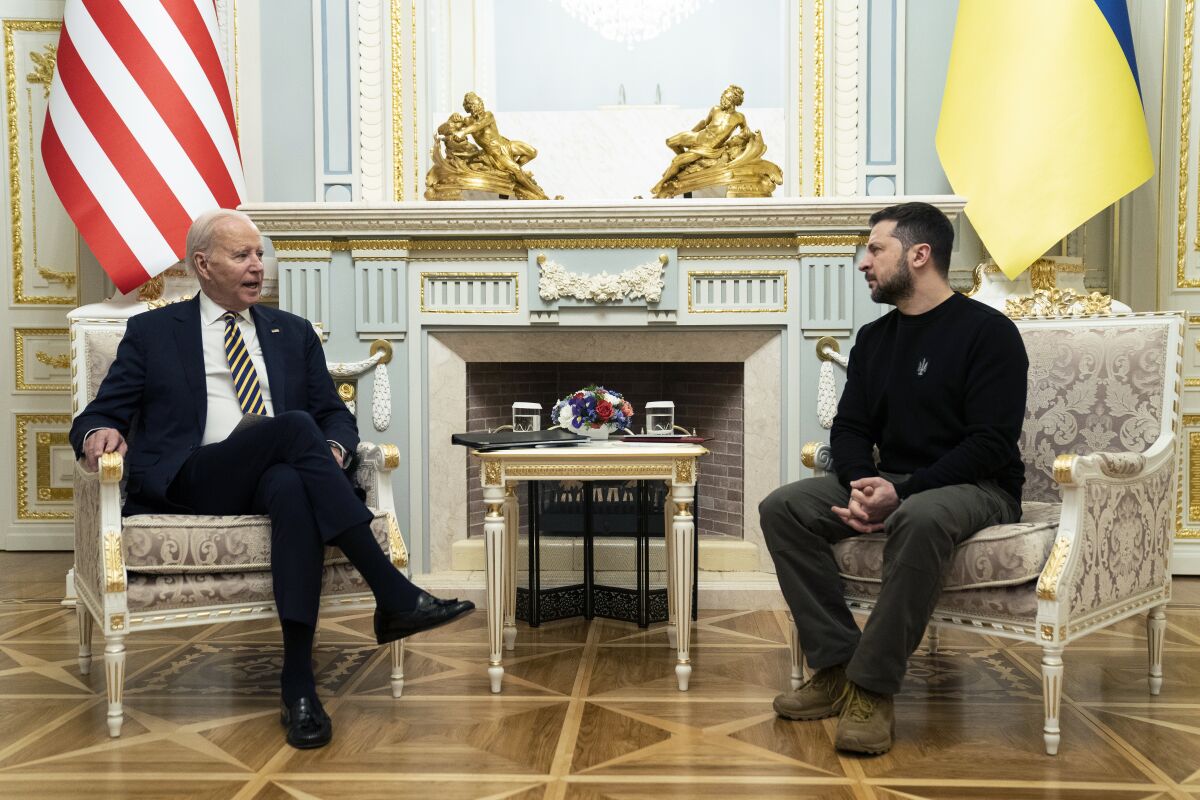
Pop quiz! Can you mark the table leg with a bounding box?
[484,485,507,693]
[503,484,519,651]
[664,493,677,651]
[670,482,695,691]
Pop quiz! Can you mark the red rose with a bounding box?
[596,400,614,420]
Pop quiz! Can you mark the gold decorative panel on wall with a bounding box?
[15,413,72,520]
[4,19,78,305]
[14,327,68,391]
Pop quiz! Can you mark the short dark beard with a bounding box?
[870,253,915,306]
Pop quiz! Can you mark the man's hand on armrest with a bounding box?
[82,428,127,472]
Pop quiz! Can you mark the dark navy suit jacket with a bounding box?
[69,296,359,516]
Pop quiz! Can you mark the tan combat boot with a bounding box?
[833,681,895,754]
[772,664,848,720]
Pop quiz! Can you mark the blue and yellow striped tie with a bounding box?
[222,312,267,415]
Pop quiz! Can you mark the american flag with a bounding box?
[42,0,245,293]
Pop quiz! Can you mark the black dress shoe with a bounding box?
[374,591,475,645]
[280,696,332,749]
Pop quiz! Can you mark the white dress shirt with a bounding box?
[199,291,275,445]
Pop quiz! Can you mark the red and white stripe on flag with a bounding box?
[42,0,245,294]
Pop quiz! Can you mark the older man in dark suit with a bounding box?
[70,208,473,749]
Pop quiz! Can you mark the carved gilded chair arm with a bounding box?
[352,441,406,571]
[72,456,125,605]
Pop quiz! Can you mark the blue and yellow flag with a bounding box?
[936,0,1152,279]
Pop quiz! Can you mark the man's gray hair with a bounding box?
[185,208,257,269]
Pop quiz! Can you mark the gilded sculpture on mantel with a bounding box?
[425,92,549,200]
[651,84,782,199]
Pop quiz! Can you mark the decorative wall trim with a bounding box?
[833,0,860,196]
[358,0,385,201]
[420,271,519,314]
[687,270,788,314]
[814,0,826,195]
[1179,0,1197,286]
[15,413,72,520]
[15,327,69,391]
[6,19,77,305]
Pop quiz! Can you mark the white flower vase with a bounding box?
[576,423,615,440]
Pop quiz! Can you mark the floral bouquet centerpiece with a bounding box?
[553,385,634,440]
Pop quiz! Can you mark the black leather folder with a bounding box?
[451,429,589,451]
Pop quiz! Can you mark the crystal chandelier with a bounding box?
[557,0,710,49]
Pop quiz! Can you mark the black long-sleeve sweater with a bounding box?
[830,292,1028,503]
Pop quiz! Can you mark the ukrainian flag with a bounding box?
[936,0,1152,279]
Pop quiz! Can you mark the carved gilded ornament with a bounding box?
[1004,288,1112,319]
[15,327,70,391]
[99,451,124,482]
[1036,537,1072,601]
[386,513,409,569]
[674,458,694,484]
[800,441,820,470]
[34,350,69,369]
[483,460,503,486]
[136,275,165,302]
[505,463,672,479]
[537,253,667,304]
[25,41,55,96]
[1052,454,1077,486]
[103,530,126,593]
[16,413,71,520]
[379,443,400,470]
[110,614,125,631]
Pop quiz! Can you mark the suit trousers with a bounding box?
[167,411,373,626]
[759,473,1020,695]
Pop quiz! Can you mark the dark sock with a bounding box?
[331,522,422,613]
[280,620,317,706]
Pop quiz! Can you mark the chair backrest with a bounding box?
[1015,313,1182,503]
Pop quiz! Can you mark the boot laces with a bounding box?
[838,682,880,722]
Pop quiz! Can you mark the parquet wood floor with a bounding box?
[1,553,1198,799]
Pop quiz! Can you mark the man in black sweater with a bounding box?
[760,202,1028,754]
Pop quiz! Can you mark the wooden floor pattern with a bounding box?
[1,554,1199,799]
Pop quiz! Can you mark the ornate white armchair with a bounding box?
[69,301,409,738]
[793,311,1183,755]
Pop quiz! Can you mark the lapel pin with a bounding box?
[270,328,280,333]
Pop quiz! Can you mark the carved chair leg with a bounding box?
[1147,604,1167,696]
[390,640,405,698]
[926,624,940,656]
[104,636,126,738]
[1041,644,1064,755]
[787,614,804,690]
[77,604,93,675]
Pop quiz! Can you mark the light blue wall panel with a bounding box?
[261,0,317,201]
[866,0,897,166]
[903,0,956,194]
[321,0,353,175]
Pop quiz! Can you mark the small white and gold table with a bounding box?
[471,442,708,693]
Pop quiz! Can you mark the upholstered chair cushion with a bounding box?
[832,501,1060,591]
[126,561,370,612]
[842,578,1040,623]
[122,509,392,573]
[84,329,125,404]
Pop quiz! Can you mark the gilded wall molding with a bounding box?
[15,413,71,520]
[832,0,860,196]
[6,19,77,305]
[813,0,826,196]
[15,327,69,391]
[1179,0,1197,286]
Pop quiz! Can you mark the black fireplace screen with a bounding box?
[516,480,699,628]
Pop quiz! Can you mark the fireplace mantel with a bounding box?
[242,196,965,238]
